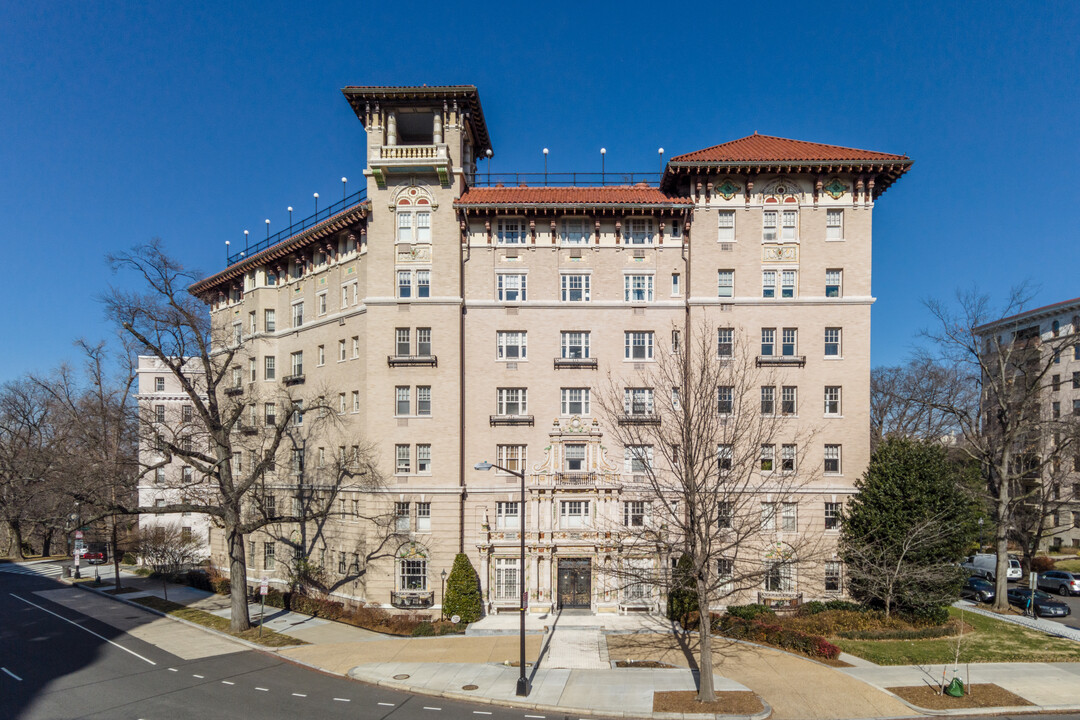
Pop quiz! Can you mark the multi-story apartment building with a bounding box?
[188,85,911,614]
[135,355,213,558]
[975,298,1080,552]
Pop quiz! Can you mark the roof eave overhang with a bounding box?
[661,159,913,195]
[453,202,692,212]
[974,298,1080,335]
[341,85,492,156]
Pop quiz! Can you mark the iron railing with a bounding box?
[227,189,368,266]
[470,172,662,188]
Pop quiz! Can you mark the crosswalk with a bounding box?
[0,563,64,578]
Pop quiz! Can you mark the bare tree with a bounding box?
[594,322,822,703]
[137,522,203,574]
[870,358,972,450]
[920,286,1080,611]
[98,240,387,632]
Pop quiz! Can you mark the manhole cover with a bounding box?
[393,674,411,680]
[461,684,479,691]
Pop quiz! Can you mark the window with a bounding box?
[1053,374,1061,391]
[1053,401,1061,419]
[718,444,733,473]
[624,500,645,527]
[763,210,778,242]
[780,502,797,532]
[825,502,842,530]
[761,502,776,530]
[292,302,304,328]
[352,390,361,413]
[718,501,733,529]
[182,405,192,422]
[155,404,165,423]
[824,328,841,357]
[624,445,652,474]
[417,444,431,473]
[341,285,349,307]
[496,388,527,415]
[338,393,346,413]
[781,270,796,298]
[764,561,793,592]
[826,209,844,240]
[291,447,304,473]
[231,366,242,389]
[825,561,842,592]
[761,444,775,472]
[352,336,359,358]
[317,292,327,316]
[317,345,325,366]
[781,444,796,473]
[761,328,775,356]
[154,467,165,484]
[560,500,590,528]
[561,331,590,359]
[564,443,586,471]
[718,386,733,415]
[623,388,654,415]
[718,210,735,241]
[717,328,733,358]
[247,541,256,568]
[1073,399,1080,416]
[1074,371,1080,390]
[339,339,347,362]
[760,387,775,415]
[397,328,411,356]
[396,386,410,415]
[264,542,275,570]
[671,273,680,296]
[397,271,412,298]
[624,331,654,360]
[496,445,526,473]
[624,275,654,302]
[497,218,526,244]
[399,558,427,590]
[561,218,588,244]
[625,218,653,244]
[781,386,797,415]
[497,501,520,529]
[781,328,797,356]
[561,388,591,415]
[395,501,410,531]
[417,386,431,415]
[497,273,527,302]
[154,377,165,392]
[824,387,841,415]
[232,323,242,346]
[825,269,842,297]
[561,274,590,302]
[824,445,841,474]
[290,351,303,377]
[781,210,798,241]
[396,445,411,474]
[718,270,734,298]
[497,331,527,360]
[717,558,734,593]
[416,270,430,298]
[494,557,519,600]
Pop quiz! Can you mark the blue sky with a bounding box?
[1,2,1078,379]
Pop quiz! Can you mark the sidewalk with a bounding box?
[46,566,1080,719]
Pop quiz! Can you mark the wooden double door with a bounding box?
[557,558,592,609]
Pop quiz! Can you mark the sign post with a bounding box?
[259,577,269,637]
[73,531,83,579]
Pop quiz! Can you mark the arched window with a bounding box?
[393,187,435,244]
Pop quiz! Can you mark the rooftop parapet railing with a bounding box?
[227,188,368,266]
[470,172,662,188]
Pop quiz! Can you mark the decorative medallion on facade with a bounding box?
[716,179,741,200]
[388,185,438,212]
[760,177,805,199]
[396,246,432,263]
[764,541,796,561]
[397,542,428,560]
[823,178,847,200]
[762,245,798,262]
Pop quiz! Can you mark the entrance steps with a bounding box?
[465,610,673,637]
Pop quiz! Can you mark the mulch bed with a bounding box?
[887,683,1033,709]
[653,690,763,715]
[104,587,141,595]
[616,660,676,668]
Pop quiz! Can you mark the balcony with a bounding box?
[387,354,438,368]
[534,472,620,488]
[224,386,244,397]
[369,143,451,187]
[618,413,660,426]
[554,357,598,370]
[390,590,434,609]
[282,374,305,386]
[490,414,534,427]
[756,355,806,368]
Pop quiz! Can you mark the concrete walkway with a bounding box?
[955,598,1080,641]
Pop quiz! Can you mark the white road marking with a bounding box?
[423,706,442,711]
[168,668,178,672]
[192,674,204,678]
[524,716,545,719]
[377,701,394,706]
[1,667,22,681]
[334,697,351,702]
[472,712,492,716]
[222,681,235,685]
[292,693,307,697]
[10,594,156,666]
[255,687,268,691]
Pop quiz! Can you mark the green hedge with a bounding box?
[443,553,483,623]
[716,614,841,660]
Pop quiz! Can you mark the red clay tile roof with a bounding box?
[670,134,909,164]
[456,186,691,206]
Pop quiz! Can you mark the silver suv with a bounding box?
[1037,570,1080,596]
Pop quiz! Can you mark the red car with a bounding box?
[82,545,108,565]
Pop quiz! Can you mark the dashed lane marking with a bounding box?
[472,712,492,716]
[11,594,156,666]
[255,687,268,691]
[192,674,204,679]
[292,693,307,697]
[222,681,234,685]
[524,716,545,719]
[334,697,351,702]
[423,706,442,711]
[2,667,22,681]
[168,668,178,672]
[377,701,394,706]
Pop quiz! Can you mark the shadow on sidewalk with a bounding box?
[528,607,562,682]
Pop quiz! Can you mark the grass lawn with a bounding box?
[835,607,1080,665]
[1054,558,1080,573]
[131,596,306,648]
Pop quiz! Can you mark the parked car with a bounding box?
[1006,588,1071,617]
[1037,570,1080,596]
[960,553,1022,581]
[83,543,108,565]
[960,576,996,603]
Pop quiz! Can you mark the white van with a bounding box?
[961,553,1022,581]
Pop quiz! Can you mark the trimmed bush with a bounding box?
[1031,556,1057,573]
[443,553,483,623]
[121,552,137,565]
[716,614,840,660]
[839,621,962,640]
[900,604,951,627]
[725,603,776,622]
[412,621,435,636]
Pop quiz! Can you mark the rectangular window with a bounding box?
[417,444,431,473]
[760,444,776,473]
[318,293,327,316]
[496,445,526,473]
[496,388,527,416]
[1053,374,1061,391]
[561,218,588,245]
[339,339,347,361]
[497,501,521,529]
[232,323,242,345]
[561,274,590,302]
[396,328,410,356]
[761,328,775,356]
[623,500,645,527]
[292,302,304,328]
[317,345,325,366]
[248,541,256,568]
[561,388,591,415]
[825,561,842,592]
[341,285,349,307]
[718,444,733,473]
[824,328,841,357]
[824,445,842,474]
[290,351,303,377]
[560,500,590,527]
[625,218,654,244]
[624,275,654,302]
[182,466,193,483]
[717,328,733,358]
[155,404,165,423]
[1073,371,1080,390]
[825,502,842,530]
[782,328,797,356]
[780,210,798,240]
[564,443,586,471]
[624,445,652,474]
[623,387,654,415]
[718,210,735,241]
[624,331,654,360]
[781,444,797,473]
[781,502,797,532]
[416,270,430,298]
[352,390,360,413]
[182,405,192,422]
[825,269,842,297]
[263,542,275,570]
[718,386,733,415]
[764,561,793,592]
[154,467,165,484]
[494,557,520,600]
[718,501,733,529]
[718,270,734,298]
[416,386,431,416]
[497,331,527,360]
[396,386,410,416]
[394,503,411,535]
[291,400,303,426]
[154,376,165,392]
[671,273,680,296]
[761,502,776,530]
[497,218,526,244]
[781,270,796,298]
[399,558,427,590]
[231,366,242,389]
[1053,401,1061,419]
[760,386,775,415]
[497,274,527,302]
[396,445,411,474]
[417,328,431,356]
[826,209,844,240]
[781,386,797,415]
[338,392,346,413]
[352,336,359,358]
[398,212,412,242]
[561,331,590,359]
[762,270,776,298]
[412,502,430,532]
[763,210,778,242]
[824,386,841,415]
[397,271,412,298]
[415,212,430,243]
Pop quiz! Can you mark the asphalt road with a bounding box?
[0,570,599,720]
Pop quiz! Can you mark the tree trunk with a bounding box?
[112,520,122,593]
[695,585,715,703]
[227,526,251,632]
[992,489,1011,612]
[41,529,53,557]
[8,521,25,560]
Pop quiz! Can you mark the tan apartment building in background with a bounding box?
[189,85,911,615]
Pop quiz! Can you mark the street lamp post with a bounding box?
[474,460,529,697]
[440,568,448,620]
